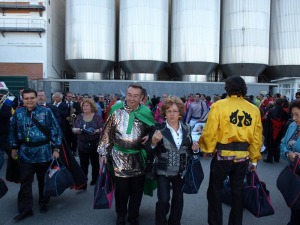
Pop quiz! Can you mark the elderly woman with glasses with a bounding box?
[147,96,199,225]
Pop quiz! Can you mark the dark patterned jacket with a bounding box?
[147,122,195,177]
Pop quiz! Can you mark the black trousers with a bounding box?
[115,175,145,221]
[18,160,51,213]
[156,174,184,225]
[65,125,77,153]
[266,138,281,162]
[288,208,300,225]
[207,156,248,225]
[78,150,99,182]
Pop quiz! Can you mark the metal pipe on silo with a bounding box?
[220,0,271,82]
[268,0,300,78]
[65,0,116,80]
[171,0,221,82]
[119,0,168,81]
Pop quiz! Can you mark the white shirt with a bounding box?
[166,121,183,150]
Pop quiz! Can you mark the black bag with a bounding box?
[93,162,114,209]
[243,171,275,217]
[6,155,21,183]
[277,157,300,209]
[44,158,74,197]
[221,176,233,205]
[0,178,8,199]
[182,155,204,194]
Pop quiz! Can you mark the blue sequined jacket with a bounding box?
[9,105,62,163]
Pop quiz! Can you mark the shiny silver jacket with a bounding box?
[98,104,152,177]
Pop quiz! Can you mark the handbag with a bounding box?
[93,162,114,209]
[243,171,275,217]
[6,154,21,183]
[221,176,233,205]
[0,178,8,199]
[277,156,300,209]
[44,158,74,197]
[182,155,204,194]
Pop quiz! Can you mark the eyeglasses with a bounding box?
[296,96,300,99]
[23,97,36,100]
[166,110,180,114]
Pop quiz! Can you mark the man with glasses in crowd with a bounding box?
[98,84,154,225]
[10,89,62,221]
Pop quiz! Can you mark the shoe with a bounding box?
[263,159,273,164]
[116,216,126,225]
[90,180,97,186]
[13,210,33,222]
[40,205,48,214]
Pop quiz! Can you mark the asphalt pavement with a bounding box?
[0,154,291,225]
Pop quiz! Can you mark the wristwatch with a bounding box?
[53,148,60,153]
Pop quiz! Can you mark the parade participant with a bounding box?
[280,100,300,225]
[9,89,62,221]
[199,76,262,225]
[154,93,168,123]
[185,93,209,129]
[0,91,11,169]
[72,98,104,188]
[147,96,199,225]
[97,83,154,225]
[263,98,290,163]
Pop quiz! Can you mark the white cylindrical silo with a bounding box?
[220,0,271,81]
[119,0,168,81]
[65,0,116,79]
[171,0,221,82]
[268,0,300,78]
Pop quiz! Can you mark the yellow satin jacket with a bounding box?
[199,95,262,163]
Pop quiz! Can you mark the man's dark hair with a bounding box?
[22,88,37,98]
[94,96,99,102]
[275,98,284,107]
[113,93,121,100]
[127,83,143,97]
[224,76,247,97]
[295,92,300,97]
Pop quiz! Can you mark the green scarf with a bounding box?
[109,101,155,134]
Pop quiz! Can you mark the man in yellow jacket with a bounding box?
[199,76,262,225]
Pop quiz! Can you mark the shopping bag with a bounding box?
[93,162,114,209]
[6,155,21,183]
[0,178,8,199]
[182,155,204,194]
[44,158,74,197]
[277,157,300,209]
[243,171,275,217]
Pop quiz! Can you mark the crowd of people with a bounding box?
[0,77,299,225]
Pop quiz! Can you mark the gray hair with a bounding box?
[53,92,63,99]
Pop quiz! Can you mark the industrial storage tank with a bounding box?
[119,0,168,81]
[171,0,220,82]
[65,0,116,80]
[220,0,271,82]
[268,0,300,78]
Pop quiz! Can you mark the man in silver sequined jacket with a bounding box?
[98,83,154,225]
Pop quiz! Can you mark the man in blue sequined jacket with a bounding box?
[9,89,62,222]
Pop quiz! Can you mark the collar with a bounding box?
[166,121,181,134]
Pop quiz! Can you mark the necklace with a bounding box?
[83,113,93,122]
[24,109,33,142]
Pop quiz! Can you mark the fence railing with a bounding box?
[0,18,46,30]
[0,0,45,6]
